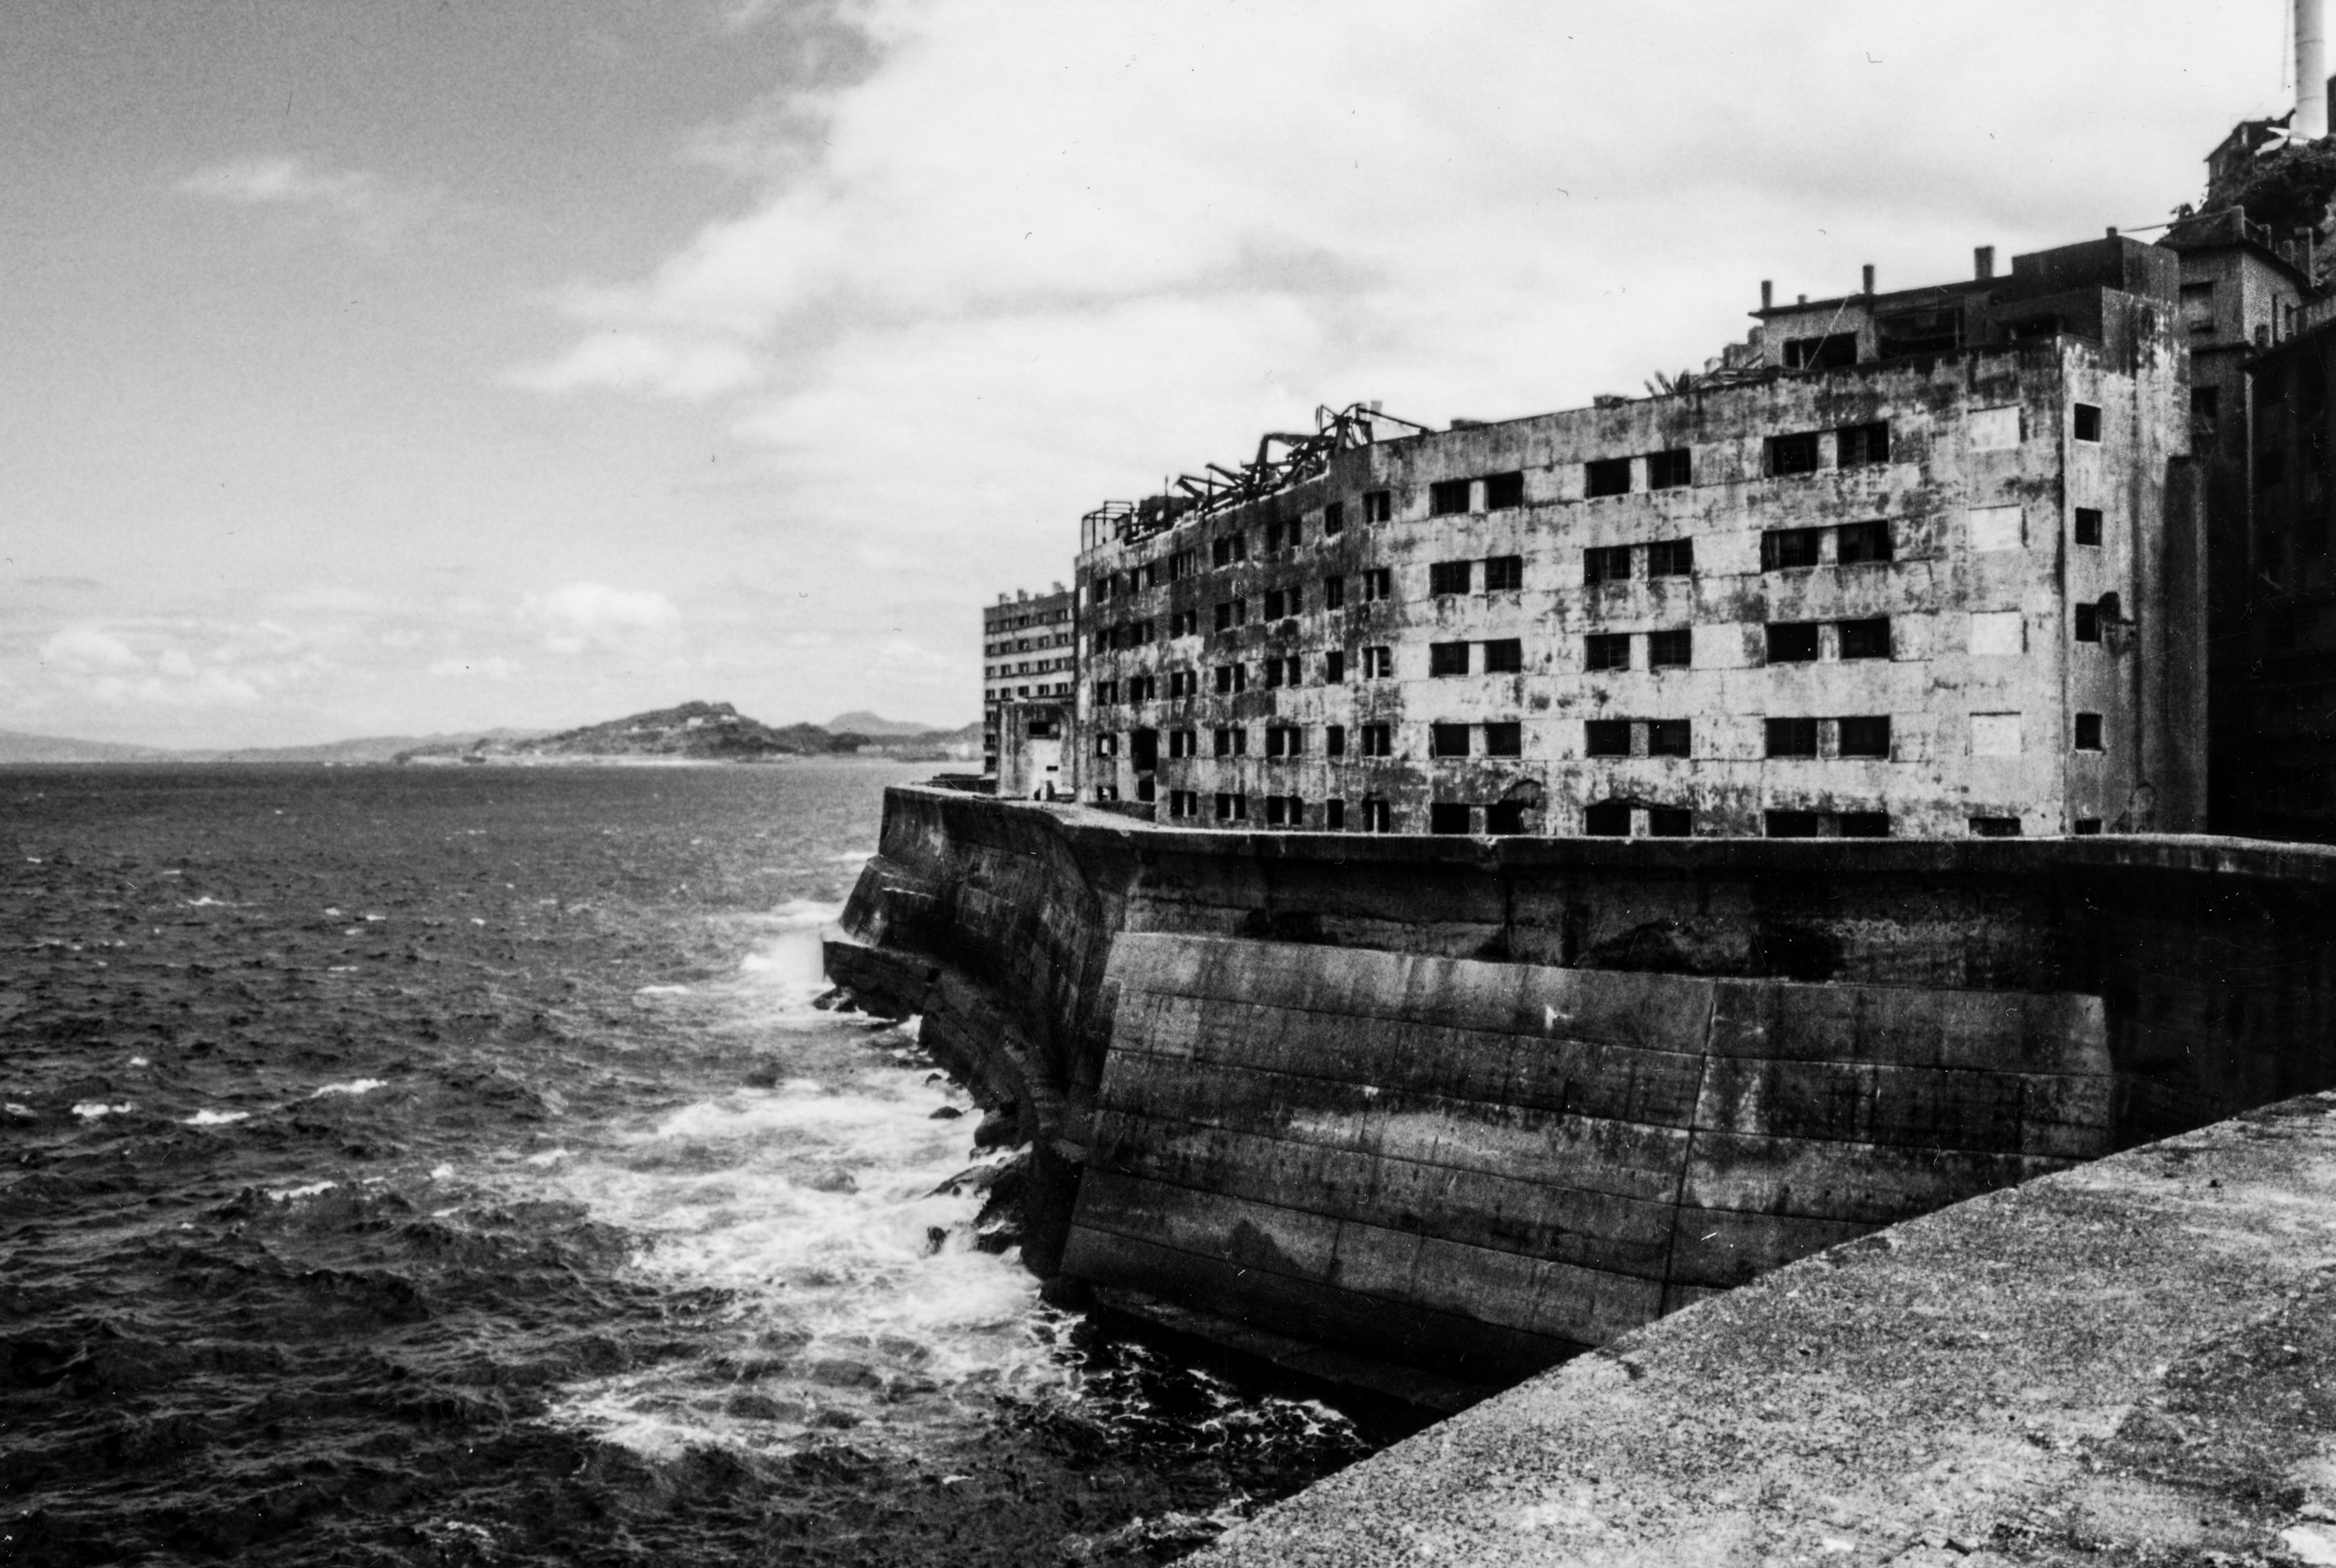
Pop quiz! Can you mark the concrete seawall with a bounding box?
[827,785,2336,1386]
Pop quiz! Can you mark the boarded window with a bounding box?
[1838,618,1891,660]
[1647,628,1692,668]
[1484,721,1522,757]
[1766,622,1819,663]
[1585,633,1631,672]
[1968,505,2025,551]
[1765,718,1819,758]
[1969,612,2025,657]
[1837,421,1890,468]
[1646,538,1694,577]
[1482,637,1524,674]
[1838,716,1891,758]
[1430,803,1475,835]
[1765,810,1820,838]
[2074,712,2104,751]
[1584,801,1632,836]
[1837,520,1892,564]
[1484,554,1524,591]
[1762,528,1822,569]
[1970,713,2023,757]
[1967,406,2022,450]
[1429,642,1471,677]
[1784,334,1856,370]
[1484,471,1526,509]
[1767,432,1820,477]
[1647,806,1693,837]
[1586,457,1631,497]
[1585,720,1632,758]
[2073,404,2102,442]
[2074,507,2102,546]
[1585,545,1632,583]
[1647,719,1690,756]
[1430,478,1472,516]
[1429,560,1473,595]
[1646,449,1692,489]
[1430,722,1471,759]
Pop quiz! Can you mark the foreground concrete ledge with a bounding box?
[1197,1091,2336,1567]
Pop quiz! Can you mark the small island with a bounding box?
[394,701,976,766]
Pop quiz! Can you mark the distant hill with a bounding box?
[0,729,179,764]
[396,702,977,765]
[826,709,948,738]
[187,729,546,764]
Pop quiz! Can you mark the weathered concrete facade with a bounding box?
[980,583,1074,781]
[2240,318,2336,839]
[1073,238,2203,838]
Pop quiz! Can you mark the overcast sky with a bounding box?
[0,0,2300,746]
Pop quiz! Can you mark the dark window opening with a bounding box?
[1584,801,1631,837]
[1361,646,1392,678]
[2073,404,2102,443]
[1265,520,1283,553]
[1325,649,1346,682]
[1325,798,1346,830]
[1585,720,1632,758]
[1765,718,1819,758]
[1837,421,1890,468]
[1360,798,1392,833]
[2073,818,2101,835]
[1762,528,1823,570]
[1262,589,1288,620]
[1429,722,1471,759]
[1482,637,1524,674]
[1765,810,1820,838]
[1485,471,1526,509]
[1326,724,1346,757]
[1215,792,1247,822]
[1837,520,1892,564]
[1646,538,1694,577]
[2074,712,2104,751]
[1838,716,1891,758]
[1970,817,2022,838]
[1647,806,1693,837]
[1585,545,1632,584]
[1430,642,1471,677]
[1324,574,1346,609]
[1485,802,1528,835]
[2074,506,2102,547]
[1875,307,1962,359]
[1838,618,1891,660]
[1647,628,1691,669]
[1361,568,1394,602]
[2191,387,2219,439]
[1839,812,1891,838]
[1363,490,1392,523]
[1646,719,1690,757]
[1430,560,1473,596]
[1484,554,1525,592]
[1287,518,1304,548]
[1586,457,1631,497]
[1430,478,1472,516]
[2075,603,2100,642]
[1484,721,1522,757]
[1646,449,1692,490]
[1585,634,1631,672]
[1766,621,1820,663]
[1431,803,1476,835]
[1784,334,1857,370]
[1323,501,1346,536]
[1360,723,1392,758]
[1767,432,1821,477]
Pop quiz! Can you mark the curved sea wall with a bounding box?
[826,785,2336,1390]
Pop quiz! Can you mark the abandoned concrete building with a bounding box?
[1065,236,2203,839]
[980,584,1074,787]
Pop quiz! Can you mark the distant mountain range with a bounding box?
[0,707,976,766]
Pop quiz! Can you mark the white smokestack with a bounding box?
[2300,0,2328,141]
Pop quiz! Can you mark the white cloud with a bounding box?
[36,621,326,708]
[519,582,683,654]
[504,331,763,400]
[178,155,432,247]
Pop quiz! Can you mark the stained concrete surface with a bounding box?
[1195,1090,2336,1567]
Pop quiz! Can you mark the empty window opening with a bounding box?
[1361,646,1392,678]
[1325,798,1346,831]
[1363,490,1392,523]
[1262,588,1290,620]
[1838,618,1891,660]
[1876,306,1962,360]
[2073,818,2101,835]
[1646,719,1690,757]
[1646,538,1694,577]
[1647,629,1692,669]
[1430,478,1473,516]
[1265,725,1304,758]
[2191,387,2219,439]
[1767,432,1821,477]
[2073,507,2102,547]
[1765,718,1819,758]
[1586,457,1631,497]
[1361,568,1394,602]
[1483,638,1524,674]
[1767,622,1820,663]
[1360,798,1392,833]
[1324,574,1346,610]
[1323,501,1345,536]
[1838,716,1892,758]
[1484,721,1522,757]
[1325,724,1346,758]
[1646,449,1693,490]
[1430,560,1473,596]
[1765,810,1820,838]
[1584,801,1632,837]
[1839,812,1891,838]
[1485,801,1528,835]
[1585,720,1632,758]
[1265,520,1283,553]
[2180,281,2216,335]
[2073,712,2104,751]
[1484,471,1526,509]
[1585,634,1631,672]
[1969,816,2022,838]
[1214,600,1244,632]
[1095,732,1118,757]
[1585,545,1633,584]
[1647,806,1693,838]
[1784,334,1857,370]
[2073,404,2102,442]
[1429,722,1471,759]
[2075,603,2101,643]
[1325,649,1346,682]
[1837,421,1891,469]
[1762,528,1823,570]
[1430,642,1471,677]
[1484,554,1524,592]
[1215,792,1247,823]
[1360,723,1393,758]
[1837,520,1893,564]
[1169,729,1195,759]
[1214,663,1246,694]
[1171,609,1198,636]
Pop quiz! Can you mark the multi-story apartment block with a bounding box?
[2241,318,2336,838]
[1070,236,2206,839]
[981,584,1075,787]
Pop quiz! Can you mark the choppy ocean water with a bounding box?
[0,763,1366,1566]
